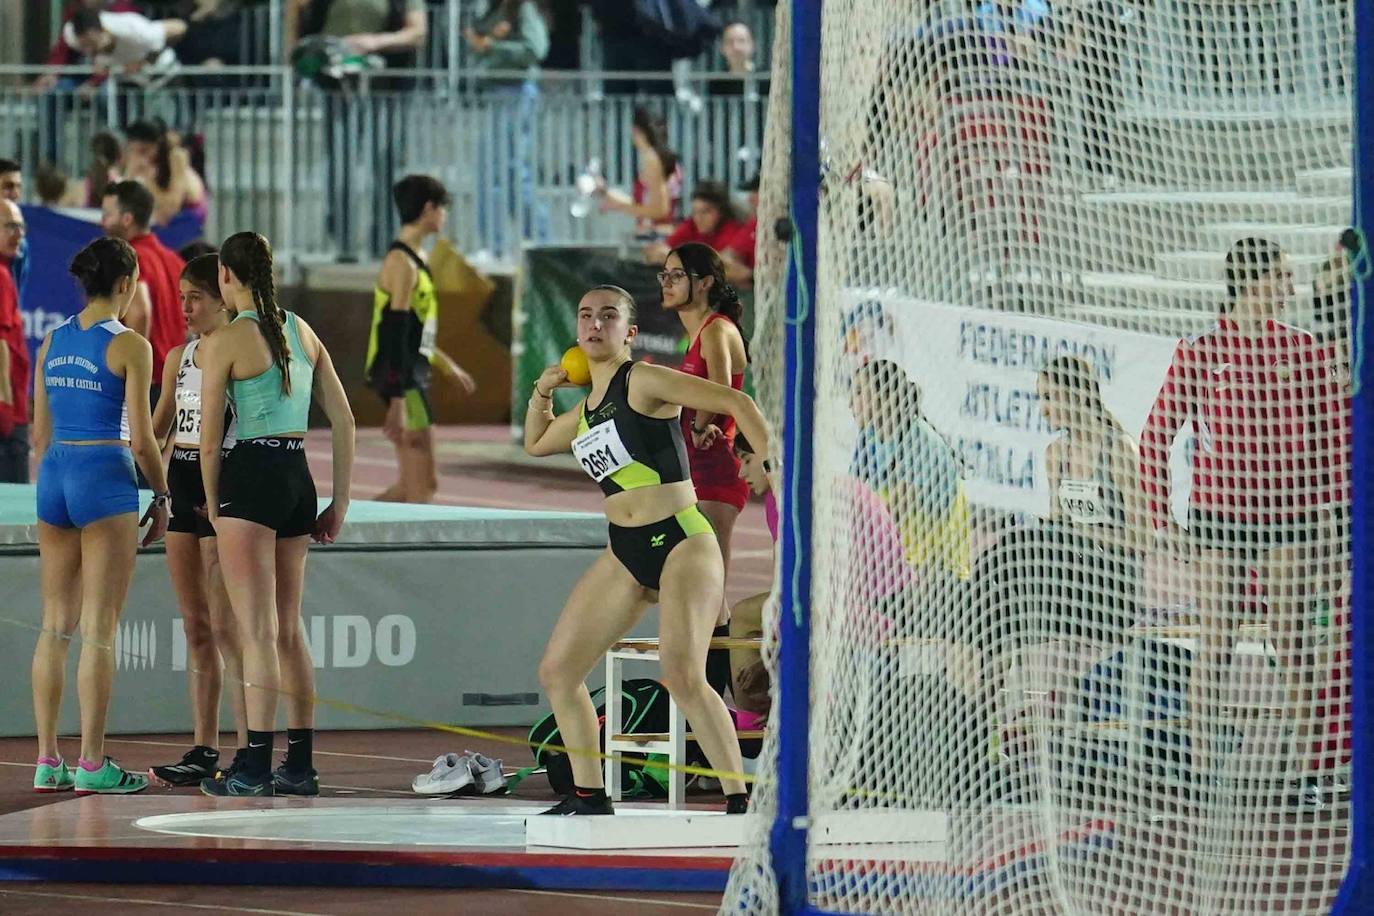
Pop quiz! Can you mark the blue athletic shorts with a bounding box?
[37,444,138,528]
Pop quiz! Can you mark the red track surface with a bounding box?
[1,425,769,914]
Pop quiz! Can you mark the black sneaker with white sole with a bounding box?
[149,746,220,788]
[540,791,615,815]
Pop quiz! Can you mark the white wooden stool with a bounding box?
[604,636,765,809]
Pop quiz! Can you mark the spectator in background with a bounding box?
[850,359,970,586]
[597,107,683,241]
[466,0,552,260]
[728,432,776,718]
[35,165,84,208]
[644,180,742,264]
[100,180,187,392]
[720,173,759,288]
[287,0,428,67]
[83,132,124,209]
[715,21,764,100]
[1037,354,1144,643]
[0,163,22,203]
[124,119,208,229]
[0,160,30,306]
[0,201,30,483]
[1139,237,1344,804]
[31,1,143,93]
[288,0,428,258]
[64,8,188,85]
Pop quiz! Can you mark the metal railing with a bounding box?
[0,65,768,265]
[0,0,1350,267]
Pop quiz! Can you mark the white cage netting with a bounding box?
[727,1,1356,913]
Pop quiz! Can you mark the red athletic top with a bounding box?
[0,257,29,426]
[679,312,749,507]
[1138,316,1343,527]
[128,232,186,382]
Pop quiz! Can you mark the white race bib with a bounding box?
[1058,479,1106,525]
[572,421,634,482]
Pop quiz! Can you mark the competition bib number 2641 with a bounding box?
[572,422,634,482]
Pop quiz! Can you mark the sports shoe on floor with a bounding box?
[200,767,274,797]
[540,791,615,815]
[149,746,220,788]
[272,764,320,797]
[465,751,508,796]
[413,753,476,796]
[74,757,149,796]
[33,759,74,794]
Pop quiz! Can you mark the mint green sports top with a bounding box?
[228,310,315,438]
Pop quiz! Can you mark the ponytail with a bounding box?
[220,232,292,396]
[668,241,751,359]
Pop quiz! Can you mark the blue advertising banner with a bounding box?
[18,205,204,357]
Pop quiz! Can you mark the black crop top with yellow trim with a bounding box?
[573,361,691,497]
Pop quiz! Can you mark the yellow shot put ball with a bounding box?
[561,345,592,386]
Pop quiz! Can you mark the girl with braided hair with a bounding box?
[658,242,751,695]
[197,232,356,797]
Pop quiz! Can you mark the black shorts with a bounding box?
[218,437,317,538]
[168,448,216,538]
[607,505,714,591]
[1188,508,1336,554]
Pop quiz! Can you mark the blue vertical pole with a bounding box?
[771,1,821,913]
[1332,3,1374,911]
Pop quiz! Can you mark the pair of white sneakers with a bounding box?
[412,750,507,797]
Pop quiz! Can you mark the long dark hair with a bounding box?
[669,242,748,358]
[632,106,679,178]
[69,237,137,300]
[1040,355,1122,435]
[220,232,292,396]
[125,119,173,191]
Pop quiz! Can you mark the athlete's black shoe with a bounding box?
[272,764,320,797]
[725,793,751,814]
[217,747,247,780]
[200,767,274,797]
[540,791,615,815]
[148,746,219,788]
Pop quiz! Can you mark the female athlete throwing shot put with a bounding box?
[524,285,773,815]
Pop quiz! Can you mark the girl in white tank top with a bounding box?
[147,254,249,788]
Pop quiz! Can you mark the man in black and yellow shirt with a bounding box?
[367,174,476,503]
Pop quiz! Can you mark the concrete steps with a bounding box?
[1197,222,1346,257]
[1155,249,1329,284]
[1294,167,1353,197]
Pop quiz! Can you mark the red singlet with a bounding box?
[679,312,750,510]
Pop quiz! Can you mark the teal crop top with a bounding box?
[228,310,315,438]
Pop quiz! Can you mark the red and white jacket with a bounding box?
[1139,316,1345,528]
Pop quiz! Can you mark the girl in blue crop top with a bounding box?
[196,232,356,797]
[30,237,171,797]
[522,284,776,816]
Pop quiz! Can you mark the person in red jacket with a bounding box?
[100,180,187,397]
[0,201,31,483]
[1139,237,1344,804]
[643,181,742,265]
